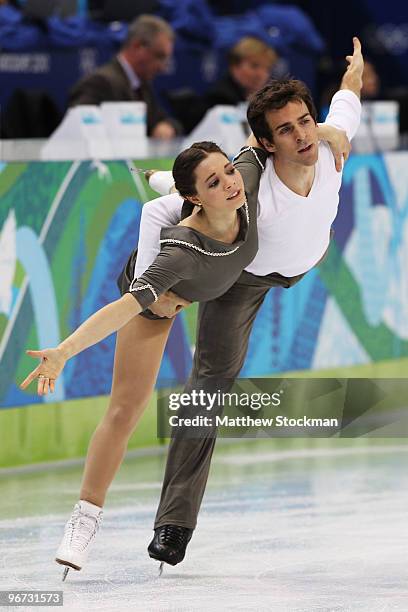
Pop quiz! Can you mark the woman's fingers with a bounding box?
[21,350,45,387]
[36,376,55,396]
[21,370,54,393]
[21,369,56,395]
[37,375,46,396]
[26,349,45,358]
[21,347,62,394]
[20,367,40,390]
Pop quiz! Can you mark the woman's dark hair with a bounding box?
[172,141,229,198]
[247,78,317,144]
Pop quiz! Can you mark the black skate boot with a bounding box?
[148,525,193,566]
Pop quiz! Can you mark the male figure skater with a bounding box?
[140,38,364,566]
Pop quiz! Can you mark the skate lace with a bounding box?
[66,506,102,552]
[159,525,189,548]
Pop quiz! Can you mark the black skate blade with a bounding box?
[62,567,69,582]
[158,562,164,577]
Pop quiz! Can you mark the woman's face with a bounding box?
[189,152,245,212]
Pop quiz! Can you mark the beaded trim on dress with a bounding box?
[159,202,249,257]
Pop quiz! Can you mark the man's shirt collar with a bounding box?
[117,54,141,91]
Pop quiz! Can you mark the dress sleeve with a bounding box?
[128,244,197,311]
[232,146,268,216]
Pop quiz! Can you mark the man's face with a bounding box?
[133,33,173,81]
[231,56,272,95]
[261,100,318,167]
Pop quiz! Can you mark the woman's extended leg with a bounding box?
[80,314,174,507]
[56,314,173,575]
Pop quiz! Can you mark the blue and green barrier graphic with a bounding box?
[0,153,407,465]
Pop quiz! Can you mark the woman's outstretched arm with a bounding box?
[20,293,141,395]
[21,239,197,395]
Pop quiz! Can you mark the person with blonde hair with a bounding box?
[206,36,279,108]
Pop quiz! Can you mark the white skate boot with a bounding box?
[55,500,103,581]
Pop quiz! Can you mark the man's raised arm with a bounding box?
[341,36,364,99]
[323,37,363,143]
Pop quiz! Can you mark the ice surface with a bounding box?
[0,440,407,612]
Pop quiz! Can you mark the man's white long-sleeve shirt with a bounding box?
[134,89,361,279]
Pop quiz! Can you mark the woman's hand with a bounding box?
[20,295,141,396]
[20,347,67,396]
[317,124,351,172]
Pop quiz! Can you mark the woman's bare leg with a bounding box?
[79,315,174,507]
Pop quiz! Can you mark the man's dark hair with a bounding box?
[173,141,228,198]
[247,79,317,144]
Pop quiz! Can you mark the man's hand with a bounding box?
[317,124,351,172]
[148,290,191,318]
[151,121,177,140]
[341,37,364,98]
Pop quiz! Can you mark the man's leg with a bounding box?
[149,270,309,565]
[154,273,272,531]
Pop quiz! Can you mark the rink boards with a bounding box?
[1,152,408,466]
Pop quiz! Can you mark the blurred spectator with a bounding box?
[359,60,408,133]
[88,0,160,22]
[320,56,384,114]
[0,0,21,6]
[167,36,278,134]
[360,59,381,99]
[206,36,279,107]
[68,14,181,139]
[1,89,62,138]
[320,56,408,136]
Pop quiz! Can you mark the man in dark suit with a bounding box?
[69,14,180,139]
